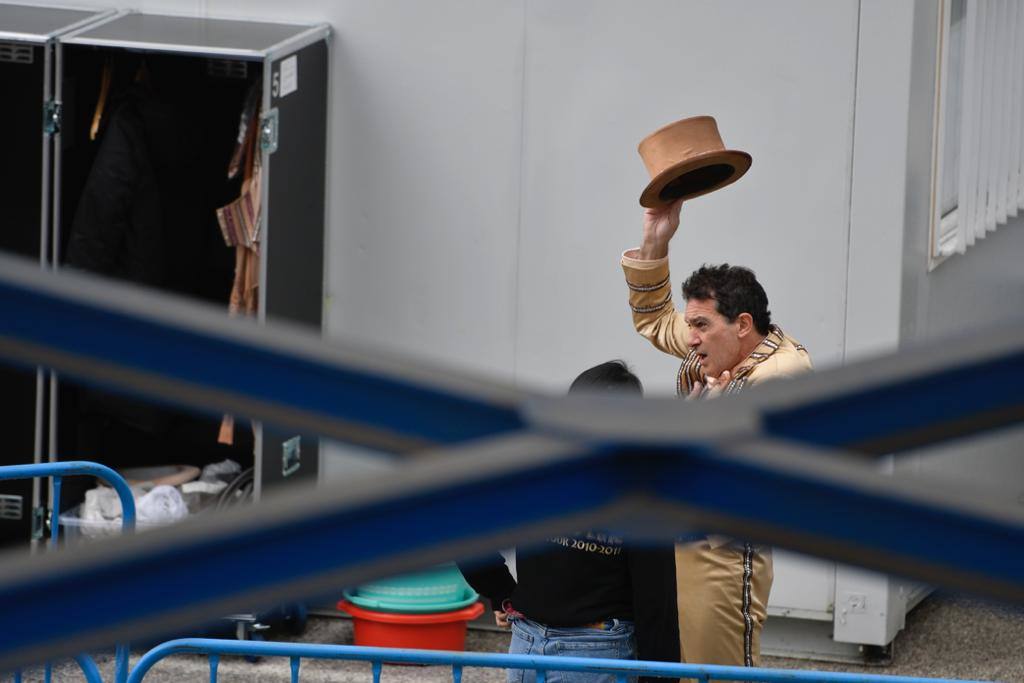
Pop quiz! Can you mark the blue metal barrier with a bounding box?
[125,638,996,683]
[3,251,1024,667]
[0,461,136,536]
[0,461,136,683]
[8,654,105,683]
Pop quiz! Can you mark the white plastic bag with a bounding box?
[200,458,241,483]
[81,486,124,524]
[136,485,189,525]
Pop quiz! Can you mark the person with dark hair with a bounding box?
[619,199,812,676]
[462,361,678,683]
[568,359,644,394]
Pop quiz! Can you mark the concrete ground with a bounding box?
[25,592,1024,682]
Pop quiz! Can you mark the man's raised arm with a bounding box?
[621,199,692,359]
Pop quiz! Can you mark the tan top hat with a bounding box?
[638,115,752,209]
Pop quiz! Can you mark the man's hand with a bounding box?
[686,381,704,401]
[639,199,684,260]
[704,370,731,399]
[494,610,511,629]
[686,371,731,400]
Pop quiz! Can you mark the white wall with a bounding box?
[898,0,1024,347]
[22,0,865,395]
[274,0,862,396]
[892,0,1024,513]
[903,213,1024,343]
[844,0,915,363]
[515,0,859,393]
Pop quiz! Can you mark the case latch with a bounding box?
[31,506,48,540]
[260,108,279,155]
[43,100,62,136]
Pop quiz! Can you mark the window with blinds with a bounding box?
[930,0,1024,268]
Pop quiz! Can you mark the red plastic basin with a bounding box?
[337,599,485,652]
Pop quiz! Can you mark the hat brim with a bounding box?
[639,149,752,209]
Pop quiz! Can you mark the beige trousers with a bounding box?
[676,540,773,683]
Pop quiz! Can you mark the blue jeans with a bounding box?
[507,616,637,683]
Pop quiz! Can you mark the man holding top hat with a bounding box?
[620,116,813,676]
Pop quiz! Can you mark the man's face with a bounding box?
[684,297,743,378]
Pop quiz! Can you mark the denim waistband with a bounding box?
[510,615,633,634]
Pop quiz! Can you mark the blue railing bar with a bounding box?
[125,639,997,683]
[2,248,1023,460]
[0,251,524,453]
[3,437,1024,671]
[0,461,136,532]
[208,654,218,683]
[0,462,134,683]
[290,655,299,683]
[0,462,133,683]
[115,643,131,683]
[49,476,61,550]
[452,663,462,683]
[370,660,381,683]
[73,653,104,683]
[523,324,1024,458]
[6,654,103,683]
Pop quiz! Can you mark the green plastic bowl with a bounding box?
[343,563,480,614]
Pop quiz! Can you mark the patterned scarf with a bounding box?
[676,324,805,397]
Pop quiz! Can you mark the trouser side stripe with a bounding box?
[742,542,754,667]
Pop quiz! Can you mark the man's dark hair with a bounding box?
[682,264,772,335]
[569,360,643,395]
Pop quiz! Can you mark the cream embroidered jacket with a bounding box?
[621,250,812,395]
[621,250,813,548]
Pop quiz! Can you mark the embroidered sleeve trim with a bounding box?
[630,292,672,314]
[626,275,670,293]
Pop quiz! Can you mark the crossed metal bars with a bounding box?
[0,252,1021,670]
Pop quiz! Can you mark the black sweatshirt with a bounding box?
[462,532,679,668]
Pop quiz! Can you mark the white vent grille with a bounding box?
[0,42,33,65]
[0,494,23,521]
[207,59,249,80]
